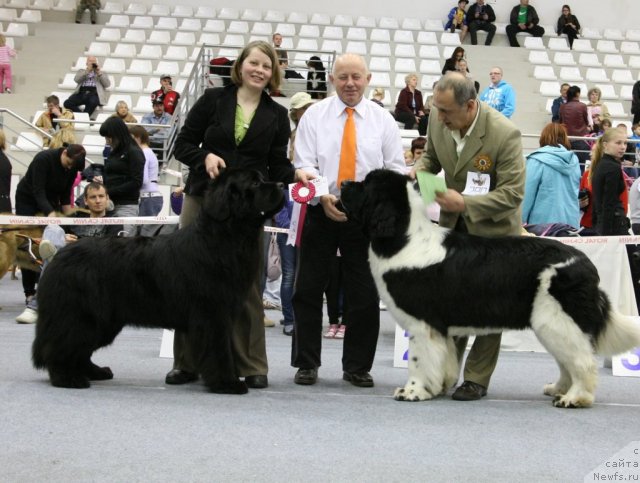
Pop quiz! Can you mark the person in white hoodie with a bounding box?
[522,123,581,228]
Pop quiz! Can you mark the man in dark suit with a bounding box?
[413,72,525,401]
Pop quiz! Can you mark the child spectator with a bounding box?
[0,34,17,94]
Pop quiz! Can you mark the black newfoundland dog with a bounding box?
[32,168,284,394]
[341,169,640,408]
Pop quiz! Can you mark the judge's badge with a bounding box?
[474,155,493,172]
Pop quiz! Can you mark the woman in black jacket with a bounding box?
[99,116,145,236]
[0,129,11,213]
[168,40,311,389]
[556,4,581,49]
[441,46,466,75]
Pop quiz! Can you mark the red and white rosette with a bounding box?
[290,182,316,204]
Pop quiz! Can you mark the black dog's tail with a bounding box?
[595,290,640,356]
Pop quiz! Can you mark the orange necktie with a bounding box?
[337,107,356,189]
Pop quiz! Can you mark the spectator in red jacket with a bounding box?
[150,74,180,116]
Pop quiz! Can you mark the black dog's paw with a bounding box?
[207,379,249,395]
[49,372,91,389]
[87,364,114,381]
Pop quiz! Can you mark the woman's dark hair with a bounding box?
[448,47,465,61]
[566,85,581,101]
[99,116,134,155]
[562,4,571,13]
[307,56,325,71]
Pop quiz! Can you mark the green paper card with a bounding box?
[416,171,447,205]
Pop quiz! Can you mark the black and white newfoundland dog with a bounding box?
[341,169,640,408]
[32,168,284,395]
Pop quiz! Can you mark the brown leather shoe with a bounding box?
[342,371,374,387]
[452,380,487,401]
[294,368,317,385]
[165,369,198,385]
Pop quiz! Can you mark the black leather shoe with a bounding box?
[342,371,374,387]
[294,368,317,385]
[452,380,487,401]
[245,375,268,389]
[165,369,198,385]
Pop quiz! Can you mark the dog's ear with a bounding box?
[369,204,398,238]
[204,177,231,221]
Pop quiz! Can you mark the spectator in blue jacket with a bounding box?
[522,123,581,228]
[551,83,570,123]
[479,66,515,118]
[444,0,469,43]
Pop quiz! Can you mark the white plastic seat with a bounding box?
[580,27,602,40]
[82,134,107,155]
[278,37,293,50]
[173,31,195,46]
[528,50,551,65]
[18,9,41,22]
[321,40,342,53]
[626,30,640,41]
[394,44,416,58]
[355,16,376,28]
[578,53,600,67]
[596,40,618,53]
[96,27,120,42]
[608,102,627,117]
[440,32,461,46]
[134,95,152,112]
[125,2,146,15]
[604,54,626,68]
[116,76,143,93]
[4,22,28,36]
[223,34,245,47]
[286,12,307,24]
[296,38,318,51]
[147,30,171,44]
[171,5,193,17]
[6,0,27,7]
[112,43,137,58]
[333,14,353,27]
[174,79,186,93]
[596,84,617,100]
[401,18,421,31]
[370,28,390,42]
[179,18,201,32]
[378,16,398,29]
[419,60,442,75]
[620,85,633,100]
[105,14,128,27]
[147,3,170,16]
[559,67,583,81]
[394,74,409,89]
[369,72,390,88]
[629,56,640,69]
[57,72,77,89]
[533,65,557,81]
[572,39,594,53]
[197,33,219,45]
[548,37,570,51]
[84,41,110,57]
[419,45,440,59]
[165,46,187,61]
[423,19,443,31]
[370,42,391,57]
[274,23,295,37]
[52,0,74,10]
[298,25,320,38]
[310,13,330,25]
[345,41,367,55]
[71,56,87,71]
[322,26,343,40]
[102,57,126,73]
[194,6,215,19]
[227,20,249,34]
[417,31,438,45]
[203,19,225,33]
[251,22,272,36]
[138,45,162,59]
[240,8,261,21]
[129,16,153,29]
[127,59,152,74]
[217,7,239,20]
[72,112,91,131]
[13,132,43,152]
[394,30,414,43]
[585,68,609,82]
[346,27,366,41]
[523,37,545,50]
[99,1,122,13]
[553,52,576,66]
[30,0,53,9]
[420,75,440,90]
[611,69,635,84]
[155,17,178,30]
[603,29,625,41]
[103,94,131,112]
[539,81,561,96]
[621,42,640,55]
[258,9,280,22]
[121,29,145,43]
[369,57,390,71]
[154,61,179,77]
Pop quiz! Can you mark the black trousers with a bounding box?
[395,111,428,136]
[64,89,100,116]
[506,24,545,47]
[292,205,380,373]
[560,26,579,48]
[469,21,497,45]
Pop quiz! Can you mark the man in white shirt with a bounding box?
[292,53,405,387]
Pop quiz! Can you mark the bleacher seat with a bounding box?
[611,69,635,84]
[395,44,416,58]
[346,41,367,55]
[147,4,170,16]
[154,61,179,77]
[378,16,399,29]
[419,45,440,59]
[147,30,170,44]
[440,32,461,46]
[102,57,126,73]
[420,75,440,90]
[96,27,120,42]
[179,18,201,32]
[197,33,219,46]
[603,29,625,41]
[578,53,601,67]
[539,81,561,96]
[72,112,91,131]
[355,16,376,28]
[296,38,318,51]
[124,2,145,15]
[121,30,145,44]
[553,52,576,66]
[112,43,137,58]
[52,0,74,10]
[333,14,353,27]
[72,56,87,70]
[103,94,132,111]
[620,85,633,100]
[394,30,414,43]
[419,60,442,75]
[585,68,609,82]
[626,30,640,41]
[127,59,152,74]
[298,25,319,38]
[133,95,152,112]
[310,13,330,25]
[603,54,625,68]
[595,84,617,100]
[57,72,77,89]
[274,23,295,36]
[13,132,43,152]
[262,10,284,22]
[194,6,215,19]
[580,27,602,40]
[370,71,390,88]
[129,16,153,29]
[528,50,551,65]
[251,22,272,36]
[323,26,343,40]
[572,39,594,53]
[417,31,438,45]
[548,37,570,51]
[286,12,307,24]
[30,0,54,9]
[607,102,627,117]
[105,14,128,27]
[170,5,193,17]
[596,40,618,53]
[116,76,143,93]
[227,20,249,34]
[523,37,545,50]
[81,134,107,155]
[4,22,28,37]
[240,8,261,21]
[370,28,390,42]
[533,65,557,81]
[156,17,178,30]
[223,34,245,47]
[203,19,225,33]
[629,56,640,69]
[400,18,421,31]
[559,67,582,82]
[394,74,409,89]
[173,32,196,46]
[346,27,366,41]
[18,9,41,22]
[217,7,239,20]
[137,45,162,59]
[423,19,443,31]
[394,58,416,73]
[165,46,187,61]
[84,42,110,57]
[321,39,342,53]
[621,42,640,55]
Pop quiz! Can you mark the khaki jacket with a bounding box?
[35,108,76,148]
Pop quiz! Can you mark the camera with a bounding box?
[92,63,98,69]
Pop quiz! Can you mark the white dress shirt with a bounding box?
[294,95,406,197]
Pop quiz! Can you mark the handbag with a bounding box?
[266,233,281,282]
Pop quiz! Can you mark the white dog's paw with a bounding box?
[543,383,565,397]
[552,392,594,409]
[393,383,433,402]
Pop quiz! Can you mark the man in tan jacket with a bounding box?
[413,71,525,401]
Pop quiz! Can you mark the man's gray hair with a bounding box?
[434,72,477,106]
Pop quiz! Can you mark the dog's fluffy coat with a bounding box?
[32,169,284,394]
[341,169,640,408]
